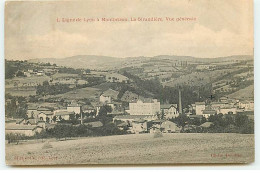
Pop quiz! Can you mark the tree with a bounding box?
[103,105,112,113]
[69,114,76,120]
[16,71,25,77]
[52,116,57,122]
[235,114,249,128]
[174,114,189,129]
[46,117,50,123]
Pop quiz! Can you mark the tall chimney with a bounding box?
[178,89,182,114]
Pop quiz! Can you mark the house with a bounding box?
[202,107,216,118]
[121,91,143,103]
[27,105,39,119]
[67,102,81,114]
[36,71,44,76]
[219,107,237,115]
[219,96,228,103]
[160,104,178,119]
[55,111,75,121]
[195,102,205,115]
[128,98,160,116]
[132,119,148,134]
[239,100,254,111]
[82,105,96,114]
[99,89,119,103]
[37,111,53,121]
[160,120,179,133]
[5,125,43,136]
[196,64,216,70]
[91,102,103,116]
[117,122,128,130]
[210,102,228,111]
[106,73,130,83]
[107,101,123,113]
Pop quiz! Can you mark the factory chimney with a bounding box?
[178,88,182,114]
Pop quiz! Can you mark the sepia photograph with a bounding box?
[4,0,254,165]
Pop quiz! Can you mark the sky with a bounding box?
[5,0,254,60]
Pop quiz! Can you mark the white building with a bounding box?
[55,111,75,121]
[99,89,119,103]
[67,102,81,114]
[239,100,254,111]
[128,99,160,115]
[5,125,43,136]
[160,104,179,119]
[219,107,237,115]
[195,102,205,115]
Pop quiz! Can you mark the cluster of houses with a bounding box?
[5,86,254,136]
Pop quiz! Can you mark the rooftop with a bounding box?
[6,125,42,130]
[84,121,103,128]
[160,104,177,109]
[55,111,75,116]
[195,102,205,105]
[114,115,156,120]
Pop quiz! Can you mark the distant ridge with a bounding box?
[28,54,253,69]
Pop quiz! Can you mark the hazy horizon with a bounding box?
[5,53,254,61]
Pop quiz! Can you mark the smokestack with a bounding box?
[179,89,182,114]
[80,105,83,125]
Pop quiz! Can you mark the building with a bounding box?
[37,111,53,122]
[160,104,178,119]
[239,100,254,111]
[202,110,216,118]
[195,102,205,115]
[5,125,43,136]
[128,98,160,116]
[67,102,81,114]
[99,89,119,103]
[121,91,142,103]
[219,96,228,103]
[132,119,148,134]
[82,105,96,114]
[106,73,129,83]
[219,107,237,115]
[196,64,216,70]
[27,105,39,119]
[55,111,75,121]
[160,120,179,133]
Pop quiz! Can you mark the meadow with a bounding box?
[5,133,254,165]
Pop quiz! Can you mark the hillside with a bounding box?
[28,54,254,70]
[29,55,124,70]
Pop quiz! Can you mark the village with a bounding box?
[5,59,254,138]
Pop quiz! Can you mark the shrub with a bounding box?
[42,142,53,149]
[153,131,163,138]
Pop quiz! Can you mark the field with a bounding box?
[47,87,102,101]
[5,133,254,165]
[228,84,254,99]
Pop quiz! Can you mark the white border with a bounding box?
[0,0,260,170]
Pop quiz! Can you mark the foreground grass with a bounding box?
[6,133,254,165]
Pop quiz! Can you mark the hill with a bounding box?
[28,54,253,70]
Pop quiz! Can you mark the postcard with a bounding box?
[5,0,254,165]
